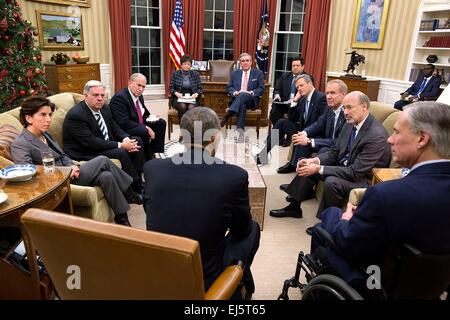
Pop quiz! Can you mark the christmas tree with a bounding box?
[0,0,49,112]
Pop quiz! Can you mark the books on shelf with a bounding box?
[425,36,450,48]
[420,19,440,31]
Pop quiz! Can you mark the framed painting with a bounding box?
[36,10,84,50]
[28,0,91,7]
[351,0,390,49]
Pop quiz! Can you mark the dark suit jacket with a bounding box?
[405,74,441,98]
[318,114,391,183]
[305,107,345,150]
[143,149,252,290]
[321,162,450,283]
[273,71,311,101]
[169,69,203,96]
[62,101,129,160]
[288,90,327,131]
[227,68,265,105]
[109,88,151,138]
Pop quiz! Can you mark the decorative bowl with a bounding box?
[0,164,37,182]
[73,56,90,64]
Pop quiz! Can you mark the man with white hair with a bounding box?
[311,101,450,293]
[63,80,145,194]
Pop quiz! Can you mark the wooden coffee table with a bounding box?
[215,140,267,230]
[0,166,73,299]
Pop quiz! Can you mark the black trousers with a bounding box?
[141,119,166,160]
[269,102,290,125]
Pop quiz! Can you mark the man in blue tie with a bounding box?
[394,64,441,110]
[270,92,391,234]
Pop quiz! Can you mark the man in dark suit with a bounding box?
[270,56,307,126]
[270,92,391,224]
[144,107,260,299]
[221,52,265,140]
[277,79,347,174]
[394,64,441,110]
[311,102,450,293]
[63,80,145,193]
[256,74,327,165]
[109,73,166,161]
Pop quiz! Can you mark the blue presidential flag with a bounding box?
[256,0,270,78]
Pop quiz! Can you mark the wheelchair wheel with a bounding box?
[301,274,363,300]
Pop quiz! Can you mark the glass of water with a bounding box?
[41,151,55,173]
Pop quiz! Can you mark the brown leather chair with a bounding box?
[21,208,244,300]
[208,59,234,81]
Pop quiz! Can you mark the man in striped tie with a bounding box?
[63,80,145,194]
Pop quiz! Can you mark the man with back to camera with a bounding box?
[270,92,391,236]
[277,79,347,174]
[144,107,260,299]
[62,80,145,194]
[109,73,166,161]
[256,74,327,165]
[221,52,265,142]
[393,64,441,110]
[310,102,450,297]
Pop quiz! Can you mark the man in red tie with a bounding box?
[110,73,166,160]
[221,53,265,141]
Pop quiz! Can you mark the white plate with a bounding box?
[147,115,160,123]
[0,164,37,182]
[0,191,7,204]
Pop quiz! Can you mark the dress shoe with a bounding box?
[281,139,291,147]
[306,226,314,236]
[237,133,245,143]
[285,195,295,202]
[279,183,289,193]
[220,112,233,127]
[125,188,143,205]
[277,162,296,174]
[270,208,302,218]
[114,213,131,226]
[255,154,268,166]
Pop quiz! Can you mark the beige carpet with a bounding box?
[128,98,320,300]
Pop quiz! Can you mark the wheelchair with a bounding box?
[278,226,450,300]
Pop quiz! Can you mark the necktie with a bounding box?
[241,71,249,91]
[135,99,144,124]
[304,100,310,120]
[416,78,428,95]
[95,113,109,140]
[290,76,298,98]
[339,126,357,166]
[332,110,341,139]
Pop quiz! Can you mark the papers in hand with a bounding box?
[178,98,196,103]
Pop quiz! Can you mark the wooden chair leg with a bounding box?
[168,116,172,140]
[256,114,261,139]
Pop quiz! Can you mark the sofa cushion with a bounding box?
[382,111,401,136]
[0,112,23,132]
[370,101,397,123]
[48,107,67,147]
[0,124,20,161]
[48,92,77,113]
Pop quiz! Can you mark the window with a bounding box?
[131,0,162,85]
[272,0,306,85]
[203,0,234,61]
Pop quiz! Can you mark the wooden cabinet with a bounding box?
[44,63,100,94]
[327,76,381,101]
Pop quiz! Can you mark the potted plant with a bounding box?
[51,52,70,65]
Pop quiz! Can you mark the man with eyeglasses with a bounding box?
[270,92,391,236]
[394,64,441,110]
[221,53,265,141]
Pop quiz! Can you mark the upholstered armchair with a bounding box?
[0,92,115,222]
[21,208,244,300]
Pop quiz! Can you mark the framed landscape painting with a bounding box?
[351,0,390,49]
[28,0,91,7]
[36,10,84,50]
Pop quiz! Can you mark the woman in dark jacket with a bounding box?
[169,54,203,119]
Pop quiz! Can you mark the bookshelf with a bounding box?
[408,1,450,87]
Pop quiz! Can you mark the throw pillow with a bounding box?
[0,124,20,161]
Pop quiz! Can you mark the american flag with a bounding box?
[169,0,186,69]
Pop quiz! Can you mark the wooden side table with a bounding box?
[372,168,402,185]
[328,76,380,101]
[44,63,100,94]
[0,166,73,299]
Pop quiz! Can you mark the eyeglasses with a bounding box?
[240,59,250,62]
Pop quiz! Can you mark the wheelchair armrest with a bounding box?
[315,226,337,250]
